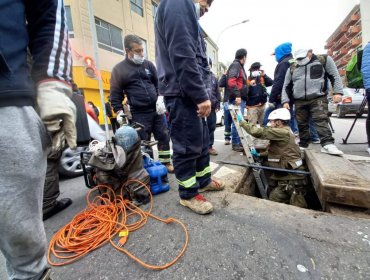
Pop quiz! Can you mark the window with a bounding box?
[64,6,74,38]
[131,0,144,17]
[152,1,158,18]
[95,18,124,55]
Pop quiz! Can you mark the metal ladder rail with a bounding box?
[228,105,269,199]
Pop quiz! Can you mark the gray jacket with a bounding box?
[281,55,343,104]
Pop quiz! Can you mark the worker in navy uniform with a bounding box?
[110,34,174,173]
[155,0,224,214]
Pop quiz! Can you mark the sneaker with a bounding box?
[43,198,72,221]
[368,147,370,155]
[209,147,218,156]
[312,139,321,144]
[299,147,306,151]
[224,140,231,145]
[179,194,213,214]
[199,179,225,193]
[165,163,174,173]
[232,144,244,152]
[321,144,344,156]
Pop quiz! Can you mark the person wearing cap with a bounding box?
[246,62,273,125]
[237,108,307,207]
[155,0,225,215]
[226,48,248,152]
[207,58,221,156]
[281,49,344,156]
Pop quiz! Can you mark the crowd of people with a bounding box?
[1,0,369,279]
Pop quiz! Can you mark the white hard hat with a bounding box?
[268,108,291,121]
[294,49,309,59]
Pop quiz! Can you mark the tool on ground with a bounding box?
[217,160,311,175]
[228,105,269,198]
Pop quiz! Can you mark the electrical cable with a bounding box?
[47,179,189,270]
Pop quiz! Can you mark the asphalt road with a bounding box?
[1,115,370,280]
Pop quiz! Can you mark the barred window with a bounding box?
[95,18,124,55]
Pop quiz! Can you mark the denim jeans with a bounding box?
[223,102,232,141]
[230,100,245,145]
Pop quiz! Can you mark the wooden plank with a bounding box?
[326,203,370,220]
[305,149,370,209]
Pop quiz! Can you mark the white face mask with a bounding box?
[194,3,201,19]
[251,70,261,77]
[132,54,144,65]
[297,57,310,66]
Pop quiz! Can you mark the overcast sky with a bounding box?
[199,0,360,76]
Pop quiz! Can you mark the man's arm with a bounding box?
[26,0,72,84]
[161,0,208,105]
[281,69,293,107]
[269,62,290,104]
[263,74,274,87]
[26,0,76,149]
[110,66,125,113]
[239,121,290,141]
[227,63,241,99]
[325,56,344,95]
[148,61,159,93]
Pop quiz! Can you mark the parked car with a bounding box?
[59,113,106,178]
[328,88,368,118]
[216,108,224,126]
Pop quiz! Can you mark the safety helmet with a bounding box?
[268,108,291,121]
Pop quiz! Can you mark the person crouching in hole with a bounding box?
[236,108,308,208]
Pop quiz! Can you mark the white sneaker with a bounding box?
[321,144,344,156]
[367,147,370,155]
[312,139,321,144]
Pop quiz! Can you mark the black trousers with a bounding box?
[206,109,217,148]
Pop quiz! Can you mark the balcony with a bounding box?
[333,37,348,50]
[325,41,334,49]
[333,26,349,42]
[347,13,360,26]
[350,37,362,48]
[336,58,349,69]
[335,48,349,60]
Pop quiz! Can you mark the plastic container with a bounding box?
[143,155,169,195]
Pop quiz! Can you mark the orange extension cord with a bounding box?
[47,179,189,270]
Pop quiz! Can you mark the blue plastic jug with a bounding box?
[143,155,169,195]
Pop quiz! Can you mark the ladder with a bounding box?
[228,105,269,199]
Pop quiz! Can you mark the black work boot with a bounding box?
[43,198,72,221]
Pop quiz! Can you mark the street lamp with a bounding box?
[216,19,250,45]
[216,19,250,76]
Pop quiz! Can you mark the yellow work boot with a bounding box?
[165,163,174,173]
[199,179,225,193]
[180,194,213,214]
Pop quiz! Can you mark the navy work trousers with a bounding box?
[165,96,211,199]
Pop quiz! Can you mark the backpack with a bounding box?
[290,54,330,93]
[346,50,363,89]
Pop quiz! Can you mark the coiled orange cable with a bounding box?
[47,179,189,270]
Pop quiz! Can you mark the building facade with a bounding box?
[65,0,219,124]
[64,0,159,123]
[325,3,370,80]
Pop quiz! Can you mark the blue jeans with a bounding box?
[230,100,245,145]
[223,102,232,141]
